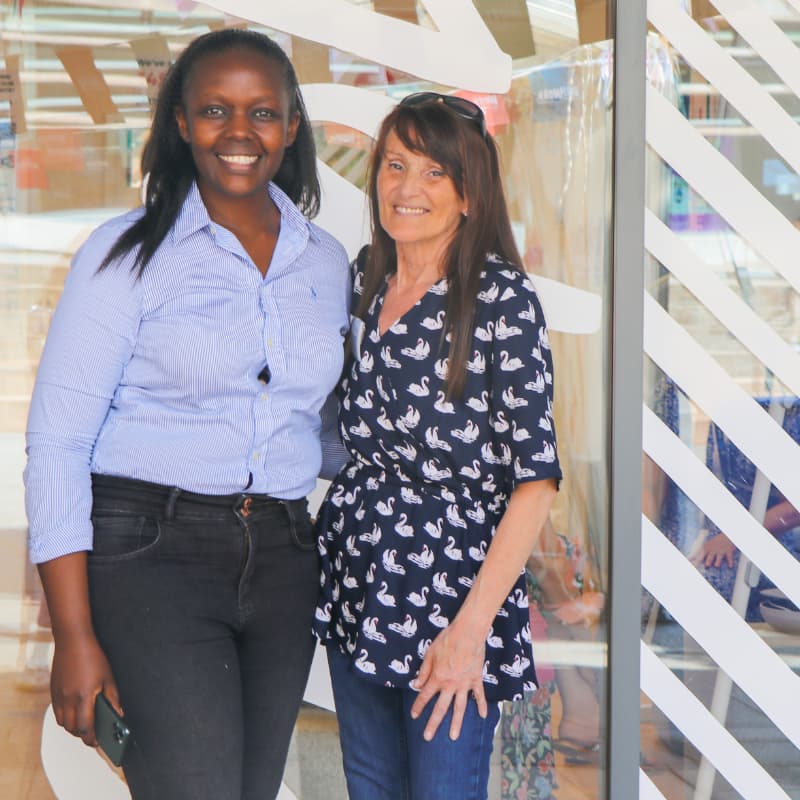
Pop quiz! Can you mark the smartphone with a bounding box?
[94,693,131,767]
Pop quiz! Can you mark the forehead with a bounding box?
[184,48,287,95]
[383,129,437,161]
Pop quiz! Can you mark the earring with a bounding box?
[461,210,468,218]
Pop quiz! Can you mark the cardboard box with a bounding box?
[575,0,610,45]
[692,0,719,21]
[474,0,536,59]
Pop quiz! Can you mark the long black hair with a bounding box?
[101,28,320,276]
[359,100,523,398]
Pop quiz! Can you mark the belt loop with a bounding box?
[164,487,182,521]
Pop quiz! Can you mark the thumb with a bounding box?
[103,680,124,717]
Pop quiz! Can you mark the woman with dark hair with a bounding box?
[25,28,348,800]
[314,94,562,800]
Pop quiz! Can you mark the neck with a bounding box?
[394,241,448,292]
[201,190,279,236]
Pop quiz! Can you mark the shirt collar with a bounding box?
[171,181,319,245]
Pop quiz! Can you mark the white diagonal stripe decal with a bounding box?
[302,84,395,136]
[315,160,370,260]
[640,639,791,799]
[647,0,800,176]
[639,769,667,800]
[642,406,800,611]
[644,293,800,510]
[645,211,800,398]
[642,518,800,750]
[647,86,800,296]
[709,0,800,101]
[203,0,511,92]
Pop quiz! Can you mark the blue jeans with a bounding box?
[327,646,500,800]
[88,475,319,800]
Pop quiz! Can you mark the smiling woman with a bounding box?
[174,49,300,271]
[314,93,561,800]
[24,27,350,800]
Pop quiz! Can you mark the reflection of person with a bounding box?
[698,405,800,618]
[500,518,603,795]
[24,29,348,800]
[697,498,800,569]
[314,93,562,799]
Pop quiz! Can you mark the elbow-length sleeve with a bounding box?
[488,270,562,490]
[24,222,142,563]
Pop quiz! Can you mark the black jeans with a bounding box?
[87,474,319,800]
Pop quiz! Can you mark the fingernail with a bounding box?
[424,731,432,741]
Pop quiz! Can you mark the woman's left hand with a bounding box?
[410,622,488,741]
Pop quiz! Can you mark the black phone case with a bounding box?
[94,693,131,767]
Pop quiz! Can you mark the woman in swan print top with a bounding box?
[314,93,561,800]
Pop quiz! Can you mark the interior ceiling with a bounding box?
[2,2,798,133]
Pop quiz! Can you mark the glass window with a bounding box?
[1,3,614,797]
[642,3,800,797]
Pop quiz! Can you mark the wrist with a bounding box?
[450,607,492,646]
[51,624,97,646]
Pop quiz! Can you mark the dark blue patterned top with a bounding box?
[314,255,562,702]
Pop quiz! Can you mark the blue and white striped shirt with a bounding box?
[25,182,350,563]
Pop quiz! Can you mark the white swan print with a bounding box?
[313,259,561,702]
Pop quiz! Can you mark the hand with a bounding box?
[50,631,121,747]
[694,533,736,569]
[410,623,488,741]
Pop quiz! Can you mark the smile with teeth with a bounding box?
[394,206,426,215]
[218,154,259,165]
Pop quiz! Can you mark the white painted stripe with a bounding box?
[784,0,800,17]
[647,0,800,176]
[642,406,800,612]
[640,640,791,799]
[641,518,800,750]
[316,160,370,260]
[639,768,667,800]
[203,0,512,92]
[647,86,800,296]
[528,275,602,335]
[644,293,800,512]
[709,0,800,102]
[644,211,800,398]
[302,83,395,137]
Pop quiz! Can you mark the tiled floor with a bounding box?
[8,587,797,799]
[1,534,787,800]
[3,469,797,799]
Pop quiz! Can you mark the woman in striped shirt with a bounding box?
[25,29,348,800]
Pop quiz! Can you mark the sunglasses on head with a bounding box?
[399,92,488,141]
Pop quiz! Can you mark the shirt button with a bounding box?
[267,339,273,347]
[252,453,260,461]
[260,393,268,401]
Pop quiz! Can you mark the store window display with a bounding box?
[2,3,620,798]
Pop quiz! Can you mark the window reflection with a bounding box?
[2,3,614,798]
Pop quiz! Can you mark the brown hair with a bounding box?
[358,99,523,397]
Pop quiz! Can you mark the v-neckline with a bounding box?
[375,274,448,339]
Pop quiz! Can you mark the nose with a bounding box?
[226,109,254,139]
[396,168,423,197]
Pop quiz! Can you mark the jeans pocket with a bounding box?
[89,515,162,562]
[285,501,316,551]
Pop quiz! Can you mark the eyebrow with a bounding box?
[384,148,443,168]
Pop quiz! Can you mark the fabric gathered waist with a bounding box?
[345,460,504,514]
